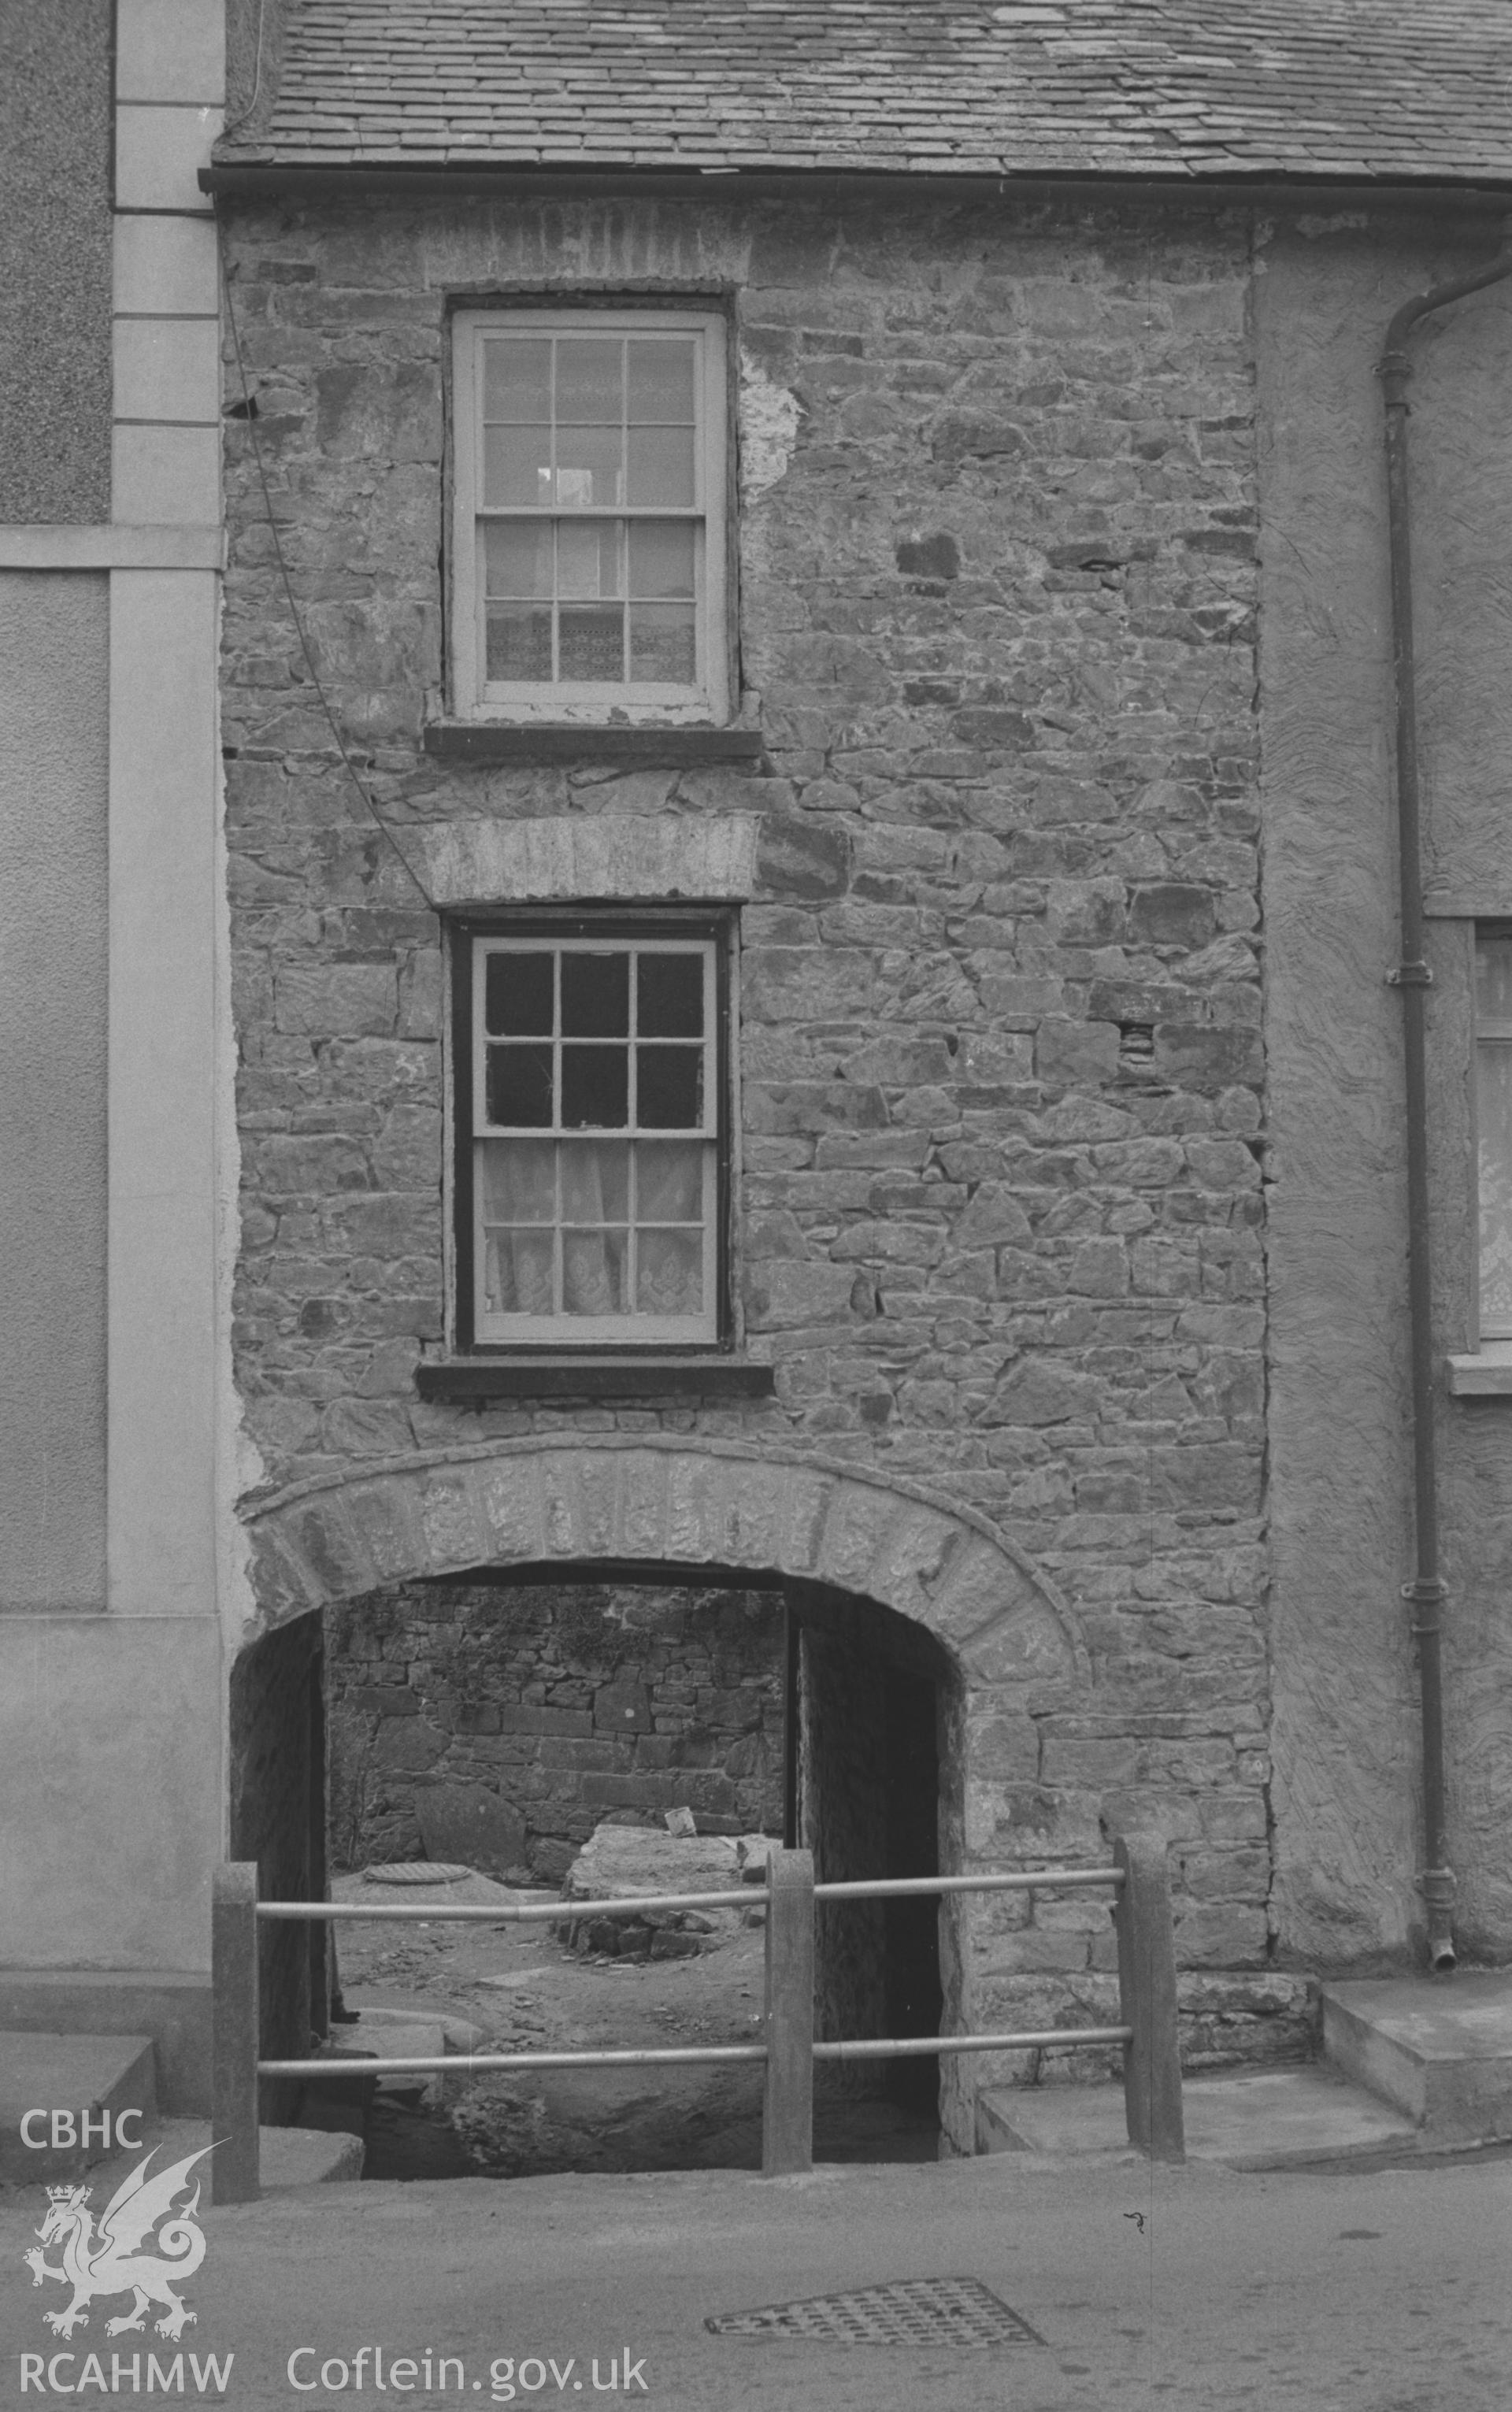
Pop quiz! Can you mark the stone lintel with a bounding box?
[414,812,762,906]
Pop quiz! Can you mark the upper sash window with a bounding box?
[450,309,729,723]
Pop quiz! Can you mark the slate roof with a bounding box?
[218,0,1512,185]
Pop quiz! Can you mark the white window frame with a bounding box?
[450,307,729,724]
[1474,926,1512,1343]
[468,932,721,1347]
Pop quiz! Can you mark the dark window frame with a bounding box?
[449,906,735,1354]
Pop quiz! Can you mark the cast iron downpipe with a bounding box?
[1378,235,1512,1973]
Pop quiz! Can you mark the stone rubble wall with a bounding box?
[326,1580,784,1883]
[224,188,1286,2025]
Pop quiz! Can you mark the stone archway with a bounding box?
[239,1435,1088,1697]
[239,1436,1093,2160]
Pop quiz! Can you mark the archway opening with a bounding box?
[228,1559,963,2179]
[236,1436,1084,2177]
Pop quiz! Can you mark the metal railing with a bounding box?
[210,1833,1184,2203]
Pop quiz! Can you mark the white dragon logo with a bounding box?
[24,2145,213,2341]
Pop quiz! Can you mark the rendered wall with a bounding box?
[0,0,113,521]
[0,2,231,2048]
[1257,212,1512,1968]
[0,572,109,1609]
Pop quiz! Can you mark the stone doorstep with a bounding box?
[976,2066,1420,2171]
[0,2033,158,2184]
[1322,1970,1512,2144]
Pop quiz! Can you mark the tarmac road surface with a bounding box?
[5,2144,1511,2411]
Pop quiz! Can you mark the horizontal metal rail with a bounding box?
[258,2024,1133,2080]
[254,1866,1124,1926]
[256,1888,757,1924]
[212,1837,1184,2203]
[814,2026,1132,2061]
[259,2044,770,2077]
[814,1869,1121,1901]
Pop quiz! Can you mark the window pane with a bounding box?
[563,1228,628,1315]
[629,602,696,684]
[636,1045,702,1128]
[484,522,552,598]
[561,1139,629,1224]
[561,1044,628,1128]
[555,428,623,509]
[628,521,695,598]
[484,424,552,507]
[484,950,553,1037]
[484,1228,555,1315]
[637,954,703,1038]
[561,952,629,1036]
[556,339,623,424]
[479,1137,555,1221]
[558,521,622,600]
[560,605,624,682]
[486,606,552,683]
[628,339,695,424]
[1479,1043,1512,1331]
[636,1139,703,1223]
[484,338,551,423]
[627,426,695,506]
[487,1043,554,1127]
[637,1228,702,1317]
[1477,936,1512,1024]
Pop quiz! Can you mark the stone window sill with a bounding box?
[422,723,766,767]
[416,1355,776,1403]
[1447,1344,1512,1397]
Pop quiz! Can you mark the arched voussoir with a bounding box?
[239,1435,1085,1680]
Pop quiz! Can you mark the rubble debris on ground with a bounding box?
[554,1821,776,1958]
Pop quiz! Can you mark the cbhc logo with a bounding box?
[19,2109,145,2151]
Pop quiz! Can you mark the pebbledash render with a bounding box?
[196,0,1512,2144]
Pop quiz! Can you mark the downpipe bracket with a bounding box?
[1387,961,1434,988]
[1417,1865,1458,1973]
[1403,1576,1448,1637]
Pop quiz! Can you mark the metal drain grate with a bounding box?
[706,2276,1045,2348]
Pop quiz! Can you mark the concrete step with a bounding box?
[976,2065,1420,2170]
[0,2032,158,2184]
[4,2112,363,2199]
[1322,1969,1512,2143]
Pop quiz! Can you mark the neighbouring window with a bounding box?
[452,922,729,1347]
[1476,930,1512,1338]
[450,308,729,721]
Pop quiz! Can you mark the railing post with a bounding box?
[1113,1834,1185,2164]
[761,1846,814,2176]
[212,1862,261,2203]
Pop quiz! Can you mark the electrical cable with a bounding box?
[219,0,269,145]
[217,230,439,917]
